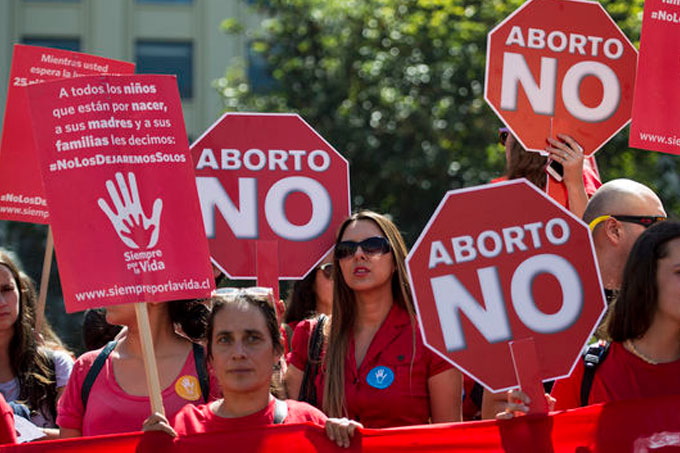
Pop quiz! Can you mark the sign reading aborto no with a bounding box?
[191,113,351,280]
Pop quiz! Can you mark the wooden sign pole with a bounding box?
[35,227,54,333]
[134,302,165,416]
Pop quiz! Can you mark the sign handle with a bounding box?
[509,337,549,415]
[134,302,165,417]
[256,240,280,311]
[35,227,54,333]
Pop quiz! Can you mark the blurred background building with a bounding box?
[0,0,262,141]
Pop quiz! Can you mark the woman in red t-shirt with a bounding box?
[286,211,462,428]
[144,289,361,449]
[501,221,680,416]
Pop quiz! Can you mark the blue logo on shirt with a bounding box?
[366,366,394,389]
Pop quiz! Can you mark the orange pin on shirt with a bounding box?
[175,375,201,401]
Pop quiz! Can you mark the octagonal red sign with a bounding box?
[484,0,637,156]
[191,113,350,279]
[406,179,606,391]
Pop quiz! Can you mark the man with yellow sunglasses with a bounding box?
[583,179,667,304]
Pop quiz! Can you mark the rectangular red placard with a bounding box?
[0,44,134,224]
[629,0,680,154]
[25,74,214,311]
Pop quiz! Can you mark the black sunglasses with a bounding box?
[336,237,391,260]
[499,127,509,146]
[612,215,667,228]
[318,263,333,279]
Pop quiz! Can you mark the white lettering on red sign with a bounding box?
[500,25,623,123]
[430,253,583,352]
[428,218,569,269]
[505,26,623,59]
[196,176,332,242]
[196,148,331,172]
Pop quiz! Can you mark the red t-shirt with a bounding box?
[288,304,452,428]
[551,341,680,410]
[0,393,16,445]
[58,344,221,436]
[173,398,327,435]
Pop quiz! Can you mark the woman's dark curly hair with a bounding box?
[0,250,58,422]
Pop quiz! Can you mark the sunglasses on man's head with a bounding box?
[588,214,667,231]
[335,236,391,260]
[498,127,509,146]
[318,263,334,279]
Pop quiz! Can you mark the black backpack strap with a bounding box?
[273,398,288,424]
[192,342,210,404]
[81,340,118,409]
[580,341,610,407]
[298,314,327,406]
[469,381,484,409]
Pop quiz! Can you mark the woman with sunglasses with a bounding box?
[284,251,334,333]
[286,211,462,427]
[500,221,680,416]
[144,289,361,449]
[58,299,219,437]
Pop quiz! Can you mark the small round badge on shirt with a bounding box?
[366,366,395,389]
[175,375,201,401]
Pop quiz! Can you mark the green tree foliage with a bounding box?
[216,0,679,243]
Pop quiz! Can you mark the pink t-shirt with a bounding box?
[57,345,220,436]
[173,398,327,435]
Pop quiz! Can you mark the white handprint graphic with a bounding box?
[374,368,387,384]
[181,377,196,395]
[98,172,163,249]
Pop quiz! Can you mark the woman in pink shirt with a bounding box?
[58,299,218,437]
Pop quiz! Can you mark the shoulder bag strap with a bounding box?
[298,314,327,406]
[580,341,610,407]
[81,340,118,409]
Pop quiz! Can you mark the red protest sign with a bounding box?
[25,74,214,312]
[484,0,637,156]
[629,0,680,154]
[191,113,350,279]
[406,179,606,391]
[0,44,134,224]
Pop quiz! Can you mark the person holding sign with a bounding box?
[286,211,463,428]
[58,299,218,437]
[499,221,680,417]
[550,220,680,409]
[0,250,73,439]
[143,289,362,449]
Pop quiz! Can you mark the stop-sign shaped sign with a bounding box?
[484,0,637,155]
[406,179,606,391]
[191,113,350,279]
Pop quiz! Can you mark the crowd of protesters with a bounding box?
[0,131,678,446]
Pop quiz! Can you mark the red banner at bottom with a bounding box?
[4,394,679,452]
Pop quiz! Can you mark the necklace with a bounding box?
[625,340,658,365]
